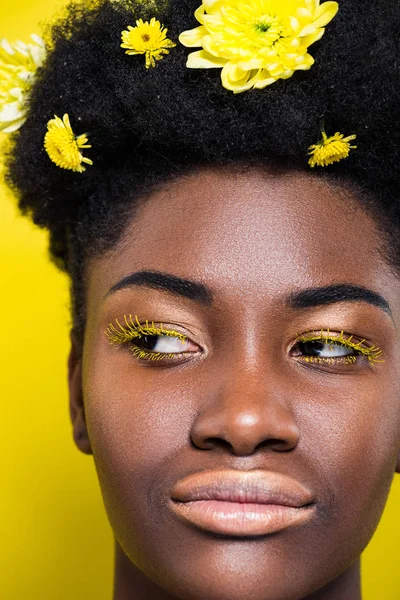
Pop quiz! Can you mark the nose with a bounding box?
[190,364,300,456]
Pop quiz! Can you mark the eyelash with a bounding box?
[291,328,384,366]
[104,314,191,362]
[104,316,385,366]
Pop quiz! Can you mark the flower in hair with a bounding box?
[0,34,46,132]
[44,114,93,173]
[121,17,176,69]
[179,0,339,93]
[308,131,357,167]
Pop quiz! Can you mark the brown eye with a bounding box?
[104,316,202,364]
[293,339,356,359]
[135,335,158,352]
[290,330,384,367]
[132,333,193,354]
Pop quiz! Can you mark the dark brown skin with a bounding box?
[68,166,400,600]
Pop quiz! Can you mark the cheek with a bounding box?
[84,367,192,465]
[306,384,400,557]
[82,353,194,547]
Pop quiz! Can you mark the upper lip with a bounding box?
[170,469,315,507]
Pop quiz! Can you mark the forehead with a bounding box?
[86,167,399,321]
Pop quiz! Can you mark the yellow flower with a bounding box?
[0,34,46,133]
[179,0,339,93]
[44,114,93,173]
[121,17,176,68]
[308,131,357,167]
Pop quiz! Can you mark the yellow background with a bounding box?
[1,1,399,598]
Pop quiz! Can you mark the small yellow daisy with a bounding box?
[44,113,93,173]
[308,131,357,167]
[121,17,176,69]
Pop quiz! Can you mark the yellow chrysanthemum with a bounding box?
[0,34,46,133]
[308,131,357,167]
[121,17,176,68]
[44,114,93,173]
[179,0,339,93]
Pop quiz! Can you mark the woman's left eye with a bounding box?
[292,340,355,359]
[289,329,384,366]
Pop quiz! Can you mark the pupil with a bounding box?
[138,335,158,351]
[302,341,325,356]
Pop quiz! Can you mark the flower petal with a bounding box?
[0,38,14,55]
[13,41,30,57]
[296,8,313,19]
[294,53,314,69]
[252,70,279,89]
[221,62,252,91]
[0,100,25,121]
[9,87,24,100]
[300,28,325,47]
[300,1,339,35]
[237,58,270,70]
[186,49,227,68]
[203,0,222,13]
[194,4,206,24]
[179,26,207,47]
[0,117,26,133]
[280,69,296,79]
[30,44,46,67]
[30,33,45,47]
[314,1,339,26]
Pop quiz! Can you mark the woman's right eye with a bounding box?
[104,316,201,363]
[132,333,196,355]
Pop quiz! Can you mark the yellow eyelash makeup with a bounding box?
[104,314,188,361]
[105,317,385,367]
[293,328,385,366]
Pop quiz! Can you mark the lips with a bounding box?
[170,468,315,507]
[169,469,316,536]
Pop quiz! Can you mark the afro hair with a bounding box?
[4,0,400,346]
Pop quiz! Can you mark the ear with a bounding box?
[68,329,92,455]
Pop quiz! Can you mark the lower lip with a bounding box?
[170,499,315,536]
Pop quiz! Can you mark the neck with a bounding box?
[112,540,362,600]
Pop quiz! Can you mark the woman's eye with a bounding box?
[293,340,355,359]
[104,316,200,363]
[290,331,384,366]
[133,333,193,354]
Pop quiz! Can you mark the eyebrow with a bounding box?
[106,270,213,306]
[105,270,393,318]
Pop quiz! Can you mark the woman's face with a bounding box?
[69,167,400,600]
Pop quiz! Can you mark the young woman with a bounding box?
[3,0,399,598]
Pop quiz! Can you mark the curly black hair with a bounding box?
[4,0,400,350]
